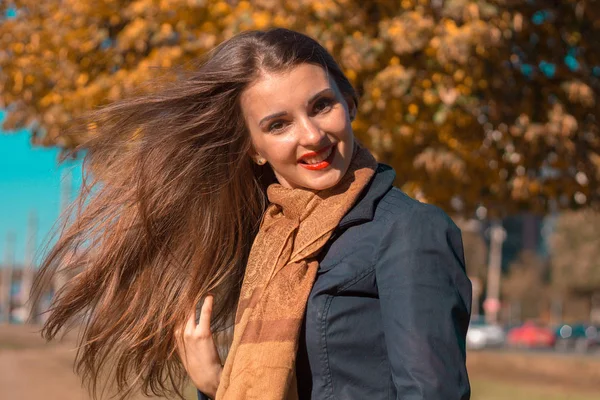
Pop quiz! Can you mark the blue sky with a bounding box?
[0,111,81,266]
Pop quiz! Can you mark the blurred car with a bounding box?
[554,323,600,353]
[506,321,556,348]
[466,316,506,350]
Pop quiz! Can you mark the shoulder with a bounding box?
[375,187,459,236]
[373,188,468,294]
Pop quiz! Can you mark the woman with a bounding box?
[34,29,471,400]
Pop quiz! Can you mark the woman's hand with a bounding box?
[175,295,223,399]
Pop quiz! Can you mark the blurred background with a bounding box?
[1,0,600,399]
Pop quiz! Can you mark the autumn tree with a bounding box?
[1,0,599,216]
[549,209,600,321]
[501,250,549,322]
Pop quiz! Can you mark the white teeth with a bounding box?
[302,147,332,164]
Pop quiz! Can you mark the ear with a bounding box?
[247,148,267,166]
[247,144,259,161]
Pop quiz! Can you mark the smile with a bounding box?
[298,145,336,171]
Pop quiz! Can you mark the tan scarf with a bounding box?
[215,142,377,400]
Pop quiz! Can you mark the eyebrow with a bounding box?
[258,88,334,127]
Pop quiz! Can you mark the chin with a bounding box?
[301,171,344,191]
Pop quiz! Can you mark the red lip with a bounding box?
[298,144,334,162]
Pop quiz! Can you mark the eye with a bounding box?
[268,120,287,133]
[314,97,334,113]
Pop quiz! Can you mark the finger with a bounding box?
[183,303,198,335]
[197,294,213,334]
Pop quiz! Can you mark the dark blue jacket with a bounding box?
[199,163,471,400]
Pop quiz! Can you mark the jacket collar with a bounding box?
[337,163,396,229]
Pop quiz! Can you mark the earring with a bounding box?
[256,157,266,165]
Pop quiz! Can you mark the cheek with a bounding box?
[324,108,352,135]
[256,135,298,164]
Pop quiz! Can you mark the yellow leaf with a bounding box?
[252,11,271,29]
[238,1,251,11]
[371,87,382,99]
[345,69,357,81]
[213,1,230,14]
[453,69,465,82]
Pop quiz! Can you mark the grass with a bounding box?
[471,377,599,400]
[3,325,600,400]
[468,349,600,400]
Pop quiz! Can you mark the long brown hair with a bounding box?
[32,28,357,399]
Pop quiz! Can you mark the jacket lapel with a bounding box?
[337,163,396,230]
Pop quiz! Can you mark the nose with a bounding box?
[297,116,326,148]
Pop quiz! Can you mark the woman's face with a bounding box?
[240,63,355,191]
